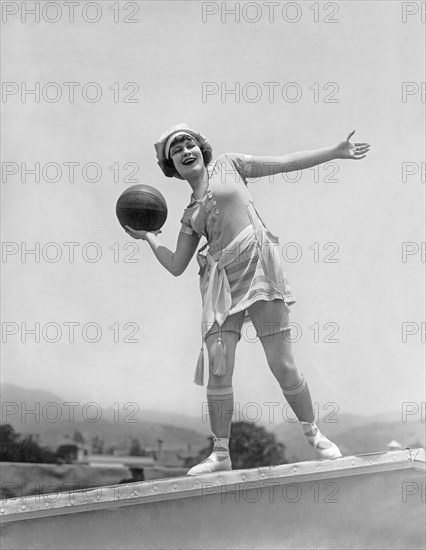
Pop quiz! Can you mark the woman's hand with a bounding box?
[335,130,371,160]
[124,226,162,241]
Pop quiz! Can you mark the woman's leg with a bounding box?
[187,311,244,475]
[247,299,342,459]
[204,314,243,437]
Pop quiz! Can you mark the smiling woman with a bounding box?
[169,135,205,186]
[124,122,370,476]
[155,124,213,180]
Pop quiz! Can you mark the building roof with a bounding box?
[83,455,156,468]
[387,440,402,448]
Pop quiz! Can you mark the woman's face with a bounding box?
[169,137,204,179]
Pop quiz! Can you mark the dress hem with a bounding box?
[202,293,296,340]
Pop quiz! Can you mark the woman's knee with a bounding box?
[207,351,235,386]
[269,355,297,375]
[262,339,297,373]
[265,346,300,387]
[206,333,238,386]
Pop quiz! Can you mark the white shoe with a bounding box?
[186,453,232,476]
[313,439,343,460]
[302,423,343,460]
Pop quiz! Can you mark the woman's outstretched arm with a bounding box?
[124,227,200,276]
[243,130,370,179]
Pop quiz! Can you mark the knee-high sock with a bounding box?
[280,374,315,423]
[207,386,234,440]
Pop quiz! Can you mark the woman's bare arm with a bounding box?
[242,131,370,179]
[124,226,200,277]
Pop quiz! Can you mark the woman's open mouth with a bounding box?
[182,157,196,166]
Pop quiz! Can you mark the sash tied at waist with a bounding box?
[198,224,255,340]
[193,224,256,385]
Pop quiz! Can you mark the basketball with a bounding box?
[116,184,168,232]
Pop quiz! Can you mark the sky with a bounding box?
[1,1,425,425]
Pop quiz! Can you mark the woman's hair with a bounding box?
[162,134,212,177]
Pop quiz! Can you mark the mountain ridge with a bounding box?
[1,383,424,460]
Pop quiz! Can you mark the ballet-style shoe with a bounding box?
[302,422,343,460]
[186,452,232,476]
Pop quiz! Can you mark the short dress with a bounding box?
[180,153,296,342]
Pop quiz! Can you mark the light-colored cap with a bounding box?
[164,131,195,160]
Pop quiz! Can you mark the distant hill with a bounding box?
[271,413,425,462]
[0,383,209,452]
[2,383,424,462]
[1,383,65,406]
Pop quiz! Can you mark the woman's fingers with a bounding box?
[339,132,370,159]
[123,225,161,239]
[124,225,142,238]
[349,142,371,159]
[355,145,371,153]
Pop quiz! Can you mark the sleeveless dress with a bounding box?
[179,153,296,384]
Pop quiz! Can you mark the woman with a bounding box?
[125,123,370,475]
